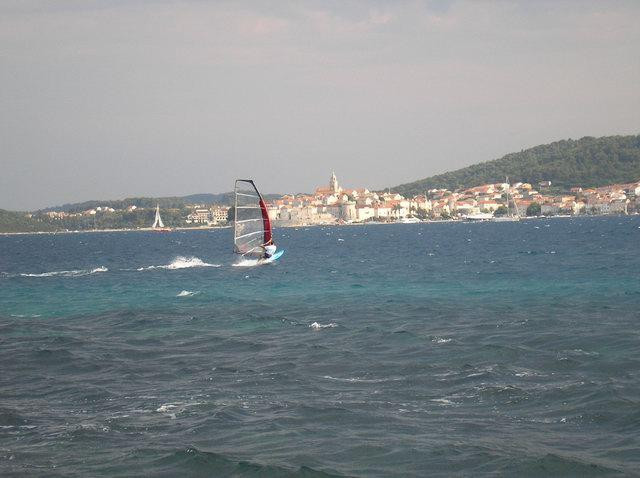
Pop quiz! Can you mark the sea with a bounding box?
[1,216,639,477]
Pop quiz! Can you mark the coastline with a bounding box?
[0,225,231,237]
[2,213,636,236]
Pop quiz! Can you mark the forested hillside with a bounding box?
[392,135,640,196]
[0,210,55,233]
[40,192,282,213]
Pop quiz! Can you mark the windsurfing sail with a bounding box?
[152,204,165,228]
[234,180,272,257]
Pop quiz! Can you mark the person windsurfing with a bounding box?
[262,240,277,259]
[233,179,283,263]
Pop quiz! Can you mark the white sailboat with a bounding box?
[152,204,171,231]
[493,177,521,222]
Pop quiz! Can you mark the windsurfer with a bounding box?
[263,241,277,259]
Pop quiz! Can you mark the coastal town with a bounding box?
[35,171,640,230]
[266,172,639,226]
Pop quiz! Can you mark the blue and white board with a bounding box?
[262,249,284,264]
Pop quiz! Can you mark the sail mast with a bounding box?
[234,182,240,251]
[505,177,512,218]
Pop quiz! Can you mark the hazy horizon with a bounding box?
[2,1,639,211]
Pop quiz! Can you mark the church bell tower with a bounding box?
[330,171,340,193]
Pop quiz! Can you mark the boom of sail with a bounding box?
[233,180,272,257]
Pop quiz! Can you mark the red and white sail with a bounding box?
[233,180,272,256]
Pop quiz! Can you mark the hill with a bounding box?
[40,192,282,213]
[391,135,640,196]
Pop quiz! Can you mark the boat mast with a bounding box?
[505,177,512,218]
[234,181,239,252]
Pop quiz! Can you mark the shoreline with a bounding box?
[0,225,231,237]
[1,213,636,236]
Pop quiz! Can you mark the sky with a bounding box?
[1,0,639,210]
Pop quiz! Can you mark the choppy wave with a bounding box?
[137,256,220,271]
[322,375,398,383]
[430,398,456,406]
[0,407,29,427]
[2,217,640,477]
[155,401,205,419]
[138,447,347,477]
[17,266,108,278]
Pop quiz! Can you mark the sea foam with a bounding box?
[309,322,337,330]
[232,258,261,267]
[18,266,108,278]
[432,337,452,344]
[137,256,220,271]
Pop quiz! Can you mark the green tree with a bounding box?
[526,202,541,216]
[227,206,235,222]
[415,207,429,219]
[494,205,508,216]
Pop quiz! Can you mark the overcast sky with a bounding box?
[1,0,639,210]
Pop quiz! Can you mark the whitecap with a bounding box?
[514,371,534,377]
[18,266,108,278]
[431,398,454,406]
[432,337,451,344]
[156,403,179,419]
[310,322,337,330]
[156,403,178,413]
[138,256,220,271]
[155,401,205,419]
[513,367,541,377]
[322,375,390,383]
[177,290,199,297]
[566,348,599,357]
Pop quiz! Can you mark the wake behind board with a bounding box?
[232,250,284,267]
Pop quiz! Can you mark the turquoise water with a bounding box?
[1,217,639,476]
